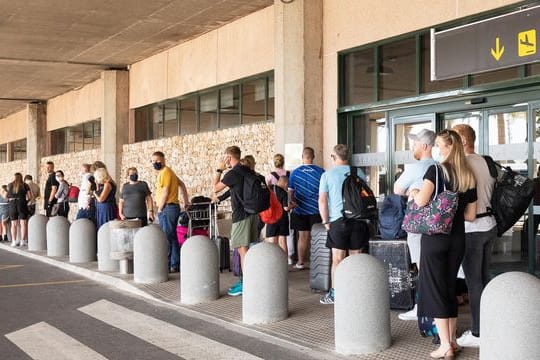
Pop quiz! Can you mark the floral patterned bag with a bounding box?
[401,165,458,235]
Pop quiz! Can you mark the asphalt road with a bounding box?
[0,250,324,360]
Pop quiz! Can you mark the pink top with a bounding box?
[266,168,289,186]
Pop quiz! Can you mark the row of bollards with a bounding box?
[25,214,540,357]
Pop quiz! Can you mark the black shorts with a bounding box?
[290,213,321,231]
[266,214,290,237]
[9,199,29,220]
[326,217,370,251]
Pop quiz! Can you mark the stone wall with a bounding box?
[0,160,28,187]
[121,122,276,201]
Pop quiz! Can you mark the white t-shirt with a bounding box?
[78,173,91,209]
[465,153,497,233]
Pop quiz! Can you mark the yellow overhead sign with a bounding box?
[518,29,536,57]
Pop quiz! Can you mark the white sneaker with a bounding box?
[456,330,480,348]
[20,240,27,247]
[293,263,305,270]
[10,241,17,247]
[398,304,418,321]
[288,257,293,265]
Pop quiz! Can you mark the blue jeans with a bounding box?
[158,204,180,269]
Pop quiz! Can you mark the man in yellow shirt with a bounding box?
[152,151,189,273]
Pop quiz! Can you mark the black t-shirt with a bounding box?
[221,164,249,223]
[120,181,151,218]
[273,185,288,208]
[44,172,59,204]
[424,165,477,235]
[8,183,30,201]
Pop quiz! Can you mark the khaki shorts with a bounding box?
[231,214,259,249]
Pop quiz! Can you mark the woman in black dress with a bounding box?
[409,129,477,359]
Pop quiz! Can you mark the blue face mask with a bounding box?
[152,162,163,171]
[129,174,138,182]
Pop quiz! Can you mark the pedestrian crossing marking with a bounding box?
[5,321,108,360]
[79,299,263,360]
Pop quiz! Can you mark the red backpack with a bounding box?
[259,188,283,224]
[68,184,80,203]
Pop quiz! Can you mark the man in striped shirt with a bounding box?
[288,147,325,269]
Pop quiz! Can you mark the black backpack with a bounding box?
[236,166,270,214]
[342,166,378,220]
[378,194,407,239]
[482,156,534,237]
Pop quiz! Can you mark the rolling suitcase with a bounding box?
[369,239,415,310]
[310,223,332,292]
[209,203,231,272]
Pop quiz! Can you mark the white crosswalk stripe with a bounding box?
[79,299,263,360]
[5,321,108,360]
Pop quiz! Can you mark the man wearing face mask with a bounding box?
[151,151,190,273]
[394,128,437,321]
[119,167,153,226]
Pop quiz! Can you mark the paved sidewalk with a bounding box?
[0,243,479,360]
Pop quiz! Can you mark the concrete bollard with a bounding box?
[133,224,168,284]
[180,235,219,304]
[69,219,97,263]
[46,216,70,257]
[97,222,118,272]
[243,242,288,324]
[480,272,540,360]
[28,215,48,251]
[335,254,391,355]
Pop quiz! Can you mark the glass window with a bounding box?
[67,124,83,153]
[83,120,101,150]
[163,101,178,136]
[219,85,240,128]
[267,76,274,121]
[379,37,416,100]
[151,104,164,139]
[443,111,481,153]
[242,79,266,124]
[471,67,519,86]
[527,63,540,77]
[0,144,6,163]
[351,112,387,197]
[93,120,101,148]
[342,48,374,106]
[394,118,434,180]
[179,97,197,135]
[199,91,218,132]
[11,139,26,161]
[421,35,463,93]
[50,129,66,155]
[134,106,151,142]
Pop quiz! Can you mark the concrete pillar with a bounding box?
[180,235,219,304]
[133,224,168,284]
[28,214,48,251]
[243,242,288,324]
[480,272,540,360]
[109,219,140,274]
[46,216,70,257]
[274,0,323,164]
[101,70,129,184]
[26,103,47,181]
[335,254,391,355]
[97,222,118,272]
[69,219,97,263]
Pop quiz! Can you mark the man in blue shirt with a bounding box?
[288,147,325,269]
[394,128,436,320]
[318,144,370,304]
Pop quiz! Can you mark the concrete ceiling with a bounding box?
[0,0,273,118]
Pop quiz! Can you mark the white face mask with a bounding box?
[432,147,443,162]
[56,176,63,183]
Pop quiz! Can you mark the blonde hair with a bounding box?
[94,168,111,184]
[437,129,475,192]
[240,155,256,170]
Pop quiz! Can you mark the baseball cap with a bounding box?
[409,129,436,147]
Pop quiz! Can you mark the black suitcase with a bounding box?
[310,223,332,292]
[213,236,231,272]
[369,239,415,310]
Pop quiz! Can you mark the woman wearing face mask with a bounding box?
[93,167,117,230]
[119,167,153,226]
[53,170,70,218]
[409,129,477,359]
[7,173,33,246]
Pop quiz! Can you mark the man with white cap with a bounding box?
[394,128,437,321]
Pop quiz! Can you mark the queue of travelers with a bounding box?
[0,134,498,358]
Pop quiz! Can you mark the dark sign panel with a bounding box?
[432,5,540,80]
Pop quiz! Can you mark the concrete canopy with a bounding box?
[0,0,273,118]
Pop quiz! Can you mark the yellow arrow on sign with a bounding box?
[491,37,505,61]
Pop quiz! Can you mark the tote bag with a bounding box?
[401,165,458,235]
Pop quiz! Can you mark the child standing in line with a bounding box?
[266,176,290,255]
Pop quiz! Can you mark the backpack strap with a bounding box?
[286,170,290,177]
[271,171,280,181]
[349,166,358,177]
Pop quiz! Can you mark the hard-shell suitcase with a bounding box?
[369,239,415,310]
[310,223,332,292]
[209,203,231,272]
